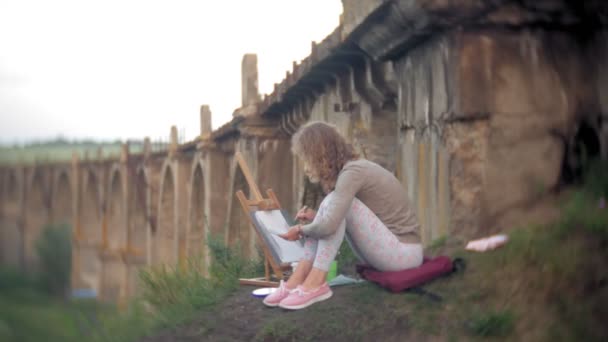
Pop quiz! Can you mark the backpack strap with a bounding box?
[408,257,467,302]
[451,257,466,274]
[408,287,443,302]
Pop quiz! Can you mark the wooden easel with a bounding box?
[234,152,292,287]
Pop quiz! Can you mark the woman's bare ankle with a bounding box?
[301,267,328,290]
[286,260,313,289]
[285,278,300,289]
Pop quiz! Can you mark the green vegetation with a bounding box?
[249,185,607,341]
[88,234,263,342]
[250,161,608,342]
[0,223,101,342]
[0,278,102,342]
[335,239,358,270]
[0,231,262,342]
[467,309,515,337]
[427,234,448,254]
[36,224,72,297]
[0,138,145,164]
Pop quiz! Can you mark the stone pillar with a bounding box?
[200,105,212,137]
[120,143,129,163]
[242,54,260,107]
[143,137,151,159]
[169,126,178,157]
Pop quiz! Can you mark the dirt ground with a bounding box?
[138,282,420,342]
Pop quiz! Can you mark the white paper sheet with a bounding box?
[253,210,305,264]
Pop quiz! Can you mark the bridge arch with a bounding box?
[129,165,149,260]
[106,166,127,251]
[24,167,50,270]
[226,157,252,258]
[77,167,102,296]
[154,160,178,265]
[52,168,72,227]
[186,158,207,272]
[126,165,149,297]
[100,165,128,304]
[81,168,102,244]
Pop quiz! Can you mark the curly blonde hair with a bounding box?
[291,121,359,193]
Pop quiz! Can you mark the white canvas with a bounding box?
[252,210,305,264]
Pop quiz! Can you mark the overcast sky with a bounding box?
[0,0,342,144]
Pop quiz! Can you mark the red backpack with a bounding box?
[356,256,464,298]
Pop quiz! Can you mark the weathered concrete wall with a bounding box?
[341,0,388,38]
[258,138,294,214]
[394,34,456,243]
[447,27,608,235]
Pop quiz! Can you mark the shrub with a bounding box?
[0,267,37,292]
[582,159,608,198]
[36,223,72,297]
[135,233,261,328]
[206,233,262,288]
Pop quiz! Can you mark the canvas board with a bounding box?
[251,209,305,264]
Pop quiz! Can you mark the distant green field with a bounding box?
[0,141,144,165]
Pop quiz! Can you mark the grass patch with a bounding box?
[335,239,358,273]
[467,309,515,337]
[255,322,299,342]
[1,232,263,342]
[89,234,263,341]
[0,224,91,342]
[253,179,607,340]
[426,235,448,254]
[0,267,106,342]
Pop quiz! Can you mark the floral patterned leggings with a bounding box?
[302,191,423,272]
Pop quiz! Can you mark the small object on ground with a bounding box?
[465,234,509,252]
[328,274,366,287]
[71,288,97,299]
[252,287,277,298]
[599,197,606,209]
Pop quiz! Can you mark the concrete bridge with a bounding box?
[1,0,608,304]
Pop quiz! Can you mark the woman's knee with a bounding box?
[345,197,366,225]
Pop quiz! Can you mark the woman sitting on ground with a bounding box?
[264,121,423,310]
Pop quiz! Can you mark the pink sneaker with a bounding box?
[263,280,293,307]
[278,283,333,310]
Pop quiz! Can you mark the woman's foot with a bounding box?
[262,280,293,307]
[278,283,333,310]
